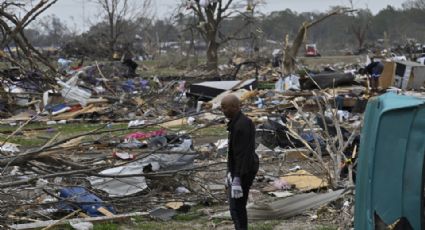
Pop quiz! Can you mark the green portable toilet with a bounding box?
[355,93,425,229]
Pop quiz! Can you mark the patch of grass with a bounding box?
[93,222,118,230]
[211,218,228,225]
[0,123,48,132]
[135,221,163,230]
[171,124,226,137]
[0,115,224,148]
[139,54,229,77]
[56,123,107,134]
[173,212,202,221]
[134,220,205,230]
[250,220,281,230]
[140,58,185,77]
[194,124,226,137]
[52,223,74,230]
[0,122,160,147]
[142,66,185,77]
[0,123,106,147]
[0,136,45,146]
[316,226,338,230]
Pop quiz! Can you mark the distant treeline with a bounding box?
[21,5,425,57]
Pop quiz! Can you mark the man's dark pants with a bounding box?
[228,172,256,230]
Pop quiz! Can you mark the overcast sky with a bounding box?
[42,0,405,32]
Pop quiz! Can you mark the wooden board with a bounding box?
[160,118,187,128]
[97,207,114,217]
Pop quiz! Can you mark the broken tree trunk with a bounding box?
[0,0,59,85]
[283,8,355,75]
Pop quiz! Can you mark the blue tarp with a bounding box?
[58,186,116,217]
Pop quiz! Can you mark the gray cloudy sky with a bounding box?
[42,0,405,32]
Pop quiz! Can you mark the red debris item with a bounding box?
[125,129,166,140]
[68,104,83,112]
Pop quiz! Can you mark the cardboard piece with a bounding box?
[165,202,185,210]
[281,170,327,191]
[379,62,396,89]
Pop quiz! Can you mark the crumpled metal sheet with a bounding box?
[247,189,344,220]
[89,153,195,197]
[89,165,150,197]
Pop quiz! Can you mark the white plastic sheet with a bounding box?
[200,0,210,7]
[284,75,300,91]
[0,142,20,153]
[57,75,91,106]
[276,75,300,92]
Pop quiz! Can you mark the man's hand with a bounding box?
[231,177,243,199]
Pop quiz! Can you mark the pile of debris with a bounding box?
[1,51,425,229]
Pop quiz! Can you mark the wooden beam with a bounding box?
[9,212,149,230]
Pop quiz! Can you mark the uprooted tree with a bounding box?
[287,91,360,188]
[184,0,262,72]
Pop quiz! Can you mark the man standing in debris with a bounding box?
[121,44,138,77]
[221,94,259,230]
[362,58,384,93]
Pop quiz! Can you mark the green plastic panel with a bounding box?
[355,93,425,229]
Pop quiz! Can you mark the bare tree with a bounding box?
[348,1,371,52]
[92,0,152,58]
[185,0,261,72]
[36,14,73,47]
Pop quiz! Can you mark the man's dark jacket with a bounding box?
[227,111,259,179]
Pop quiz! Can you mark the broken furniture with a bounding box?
[379,61,425,90]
